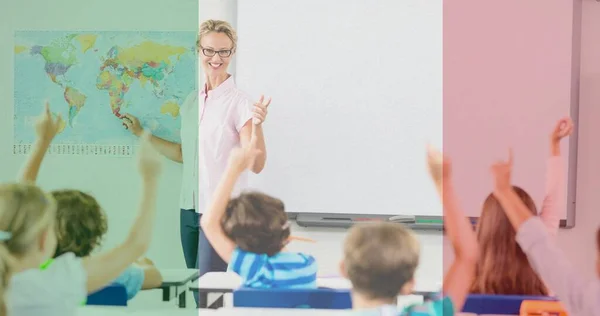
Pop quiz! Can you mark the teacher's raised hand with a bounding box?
[252,95,271,126]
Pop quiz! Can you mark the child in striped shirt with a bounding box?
[201,138,317,289]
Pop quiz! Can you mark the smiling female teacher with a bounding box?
[121,19,270,304]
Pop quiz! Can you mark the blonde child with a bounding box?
[0,103,162,315]
[200,137,318,288]
[340,147,479,315]
[19,106,162,301]
[490,149,598,316]
[471,117,573,295]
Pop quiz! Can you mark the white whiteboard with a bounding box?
[236,0,443,216]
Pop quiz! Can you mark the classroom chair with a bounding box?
[462,294,557,315]
[233,287,352,309]
[86,283,128,306]
[520,300,567,316]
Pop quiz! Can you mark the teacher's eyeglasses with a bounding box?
[200,47,233,58]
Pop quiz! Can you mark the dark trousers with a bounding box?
[180,209,227,307]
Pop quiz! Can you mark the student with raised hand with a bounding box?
[341,146,478,315]
[427,146,479,312]
[490,150,599,316]
[20,103,163,302]
[48,190,163,300]
[200,136,318,289]
[470,117,573,295]
[0,103,162,316]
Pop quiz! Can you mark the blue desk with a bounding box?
[462,294,557,315]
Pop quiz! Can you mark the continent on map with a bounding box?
[96,68,134,117]
[33,34,78,84]
[15,33,98,126]
[64,87,87,126]
[97,41,188,118]
[161,100,180,117]
[75,34,98,53]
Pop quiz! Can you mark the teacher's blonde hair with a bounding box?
[198,20,238,51]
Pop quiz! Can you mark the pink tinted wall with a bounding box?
[444,0,574,220]
[444,0,599,278]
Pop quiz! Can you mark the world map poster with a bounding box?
[14,31,197,156]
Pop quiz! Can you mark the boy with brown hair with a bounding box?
[340,147,479,315]
[201,138,317,288]
[48,190,162,300]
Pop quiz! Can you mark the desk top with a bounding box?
[159,269,200,287]
[77,307,351,315]
[76,306,217,315]
[190,272,438,297]
[189,271,241,292]
[77,307,476,316]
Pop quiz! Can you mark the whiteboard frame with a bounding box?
[563,0,582,228]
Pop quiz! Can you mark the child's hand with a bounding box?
[137,131,162,179]
[228,138,261,174]
[491,148,513,195]
[35,101,63,143]
[427,145,450,183]
[550,117,573,155]
[551,117,573,143]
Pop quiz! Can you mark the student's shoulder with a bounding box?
[9,253,87,303]
[281,252,317,266]
[402,294,454,316]
[114,265,145,300]
[115,264,144,282]
[46,253,85,277]
[231,249,317,267]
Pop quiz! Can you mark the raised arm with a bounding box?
[239,95,271,174]
[539,117,573,233]
[490,149,592,315]
[427,146,478,311]
[19,102,63,183]
[200,138,261,263]
[82,132,162,293]
[122,114,183,163]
